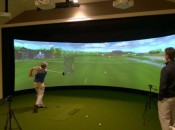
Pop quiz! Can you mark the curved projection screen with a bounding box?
[14,34,175,92]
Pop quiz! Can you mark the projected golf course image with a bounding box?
[14,34,175,92]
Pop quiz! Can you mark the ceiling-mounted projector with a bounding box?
[113,0,134,9]
[35,0,55,10]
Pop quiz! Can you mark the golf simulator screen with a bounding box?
[14,34,175,92]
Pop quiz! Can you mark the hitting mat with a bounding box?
[53,104,84,121]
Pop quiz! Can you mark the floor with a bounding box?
[0,89,161,130]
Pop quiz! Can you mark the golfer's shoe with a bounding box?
[33,105,38,113]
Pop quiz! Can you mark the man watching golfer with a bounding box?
[158,47,175,130]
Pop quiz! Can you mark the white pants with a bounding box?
[158,97,175,130]
[34,82,45,106]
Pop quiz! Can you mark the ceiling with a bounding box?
[0,0,109,25]
[0,0,175,26]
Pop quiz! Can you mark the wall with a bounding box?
[0,27,2,99]
[1,0,175,99]
[0,0,29,99]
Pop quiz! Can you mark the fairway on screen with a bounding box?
[14,34,175,92]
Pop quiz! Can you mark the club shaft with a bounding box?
[47,70,62,73]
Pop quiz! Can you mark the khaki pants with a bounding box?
[34,82,45,106]
[158,97,175,130]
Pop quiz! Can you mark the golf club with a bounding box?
[47,70,65,76]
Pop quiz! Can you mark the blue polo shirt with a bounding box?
[34,69,47,82]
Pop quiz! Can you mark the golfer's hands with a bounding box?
[31,66,40,71]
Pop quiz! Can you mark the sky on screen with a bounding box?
[14,34,175,53]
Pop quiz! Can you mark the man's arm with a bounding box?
[29,69,34,77]
[159,67,169,100]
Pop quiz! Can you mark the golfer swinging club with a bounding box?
[29,62,48,113]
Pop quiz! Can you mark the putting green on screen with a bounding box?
[15,55,161,92]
